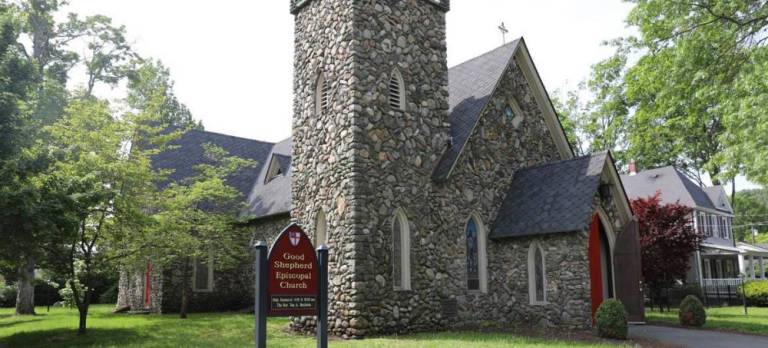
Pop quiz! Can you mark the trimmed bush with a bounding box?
[595,298,628,340]
[742,281,768,307]
[679,295,706,327]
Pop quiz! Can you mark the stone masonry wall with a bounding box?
[291,0,450,338]
[159,215,290,313]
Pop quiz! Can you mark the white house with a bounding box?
[621,165,768,292]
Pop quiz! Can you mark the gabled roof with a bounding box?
[491,152,611,238]
[242,137,292,219]
[620,166,733,214]
[152,129,274,197]
[432,40,521,181]
[432,38,573,182]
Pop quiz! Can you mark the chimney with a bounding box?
[629,161,637,176]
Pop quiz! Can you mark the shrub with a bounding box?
[595,298,628,340]
[0,284,17,308]
[742,281,768,307]
[679,295,706,327]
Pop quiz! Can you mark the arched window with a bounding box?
[466,216,488,292]
[315,210,327,247]
[315,73,331,116]
[388,69,405,111]
[528,242,547,304]
[392,208,411,290]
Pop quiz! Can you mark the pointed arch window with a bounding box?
[528,242,547,304]
[315,73,331,116]
[466,216,488,292]
[392,209,411,290]
[388,69,405,111]
[315,210,327,247]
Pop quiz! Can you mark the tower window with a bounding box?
[392,208,411,290]
[389,69,405,111]
[315,73,331,115]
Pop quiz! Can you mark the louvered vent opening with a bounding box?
[389,71,404,111]
[315,73,332,115]
[321,78,331,114]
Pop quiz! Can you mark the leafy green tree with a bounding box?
[0,1,37,315]
[561,0,768,187]
[127,59,202,130]
[732,189,768,242]
[552,87,587,156]
[37,98,168,334]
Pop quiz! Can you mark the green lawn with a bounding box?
[0,305,627,348]
[646,306,768,336]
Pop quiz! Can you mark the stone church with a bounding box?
[118,0,644,338]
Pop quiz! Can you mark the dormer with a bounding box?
[264,154,290,184]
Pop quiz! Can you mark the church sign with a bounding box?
[254,223,329,348]
[266,224,318,316]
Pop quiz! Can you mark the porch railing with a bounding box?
[702,278,742,300]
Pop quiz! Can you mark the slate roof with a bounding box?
[242,137,292,219]
[620,166,732,214]
[152,129,274,197]
[490,152,609,239]
[432,40,521,182]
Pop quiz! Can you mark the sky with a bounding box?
[62,0,761,191]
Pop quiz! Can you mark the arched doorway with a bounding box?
[588,214,614,319]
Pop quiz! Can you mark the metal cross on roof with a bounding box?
[498,22,509,45]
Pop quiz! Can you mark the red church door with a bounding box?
[144,260,152,309]
[588,214,613,320]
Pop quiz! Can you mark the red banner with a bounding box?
[267,223,318,316]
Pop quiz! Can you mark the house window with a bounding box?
[388,69,405,111]
[703,259,712,279]
[315,210,327,247]
[715,259,723,279]
[315,73,331,116]
[192,254,214,292]
[392,209,411,290]
[528,242,547,304]
[696,212,705,235]
[706,214,714,237]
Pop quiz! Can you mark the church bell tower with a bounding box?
[290,0,450,337]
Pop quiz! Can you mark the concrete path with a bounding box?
[629,324,768,348]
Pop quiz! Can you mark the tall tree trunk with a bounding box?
[179,257,190,319]
[15,256,36,315]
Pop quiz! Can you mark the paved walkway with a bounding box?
[629,325,768,348]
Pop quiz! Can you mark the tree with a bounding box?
[632,192,704,304]
[126,59,201,130]
[552,87,587,156]
[559,0,768,186]
[1,0,141,315]
[732,188,768,242]
[147,144,253,318]
[37,98,165,334]
[0,1,36,315]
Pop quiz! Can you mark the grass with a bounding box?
[646,306,768,336]
[0,305,628,348]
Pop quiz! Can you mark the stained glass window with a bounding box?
[466,218,479,290]
[504,105,515,124]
